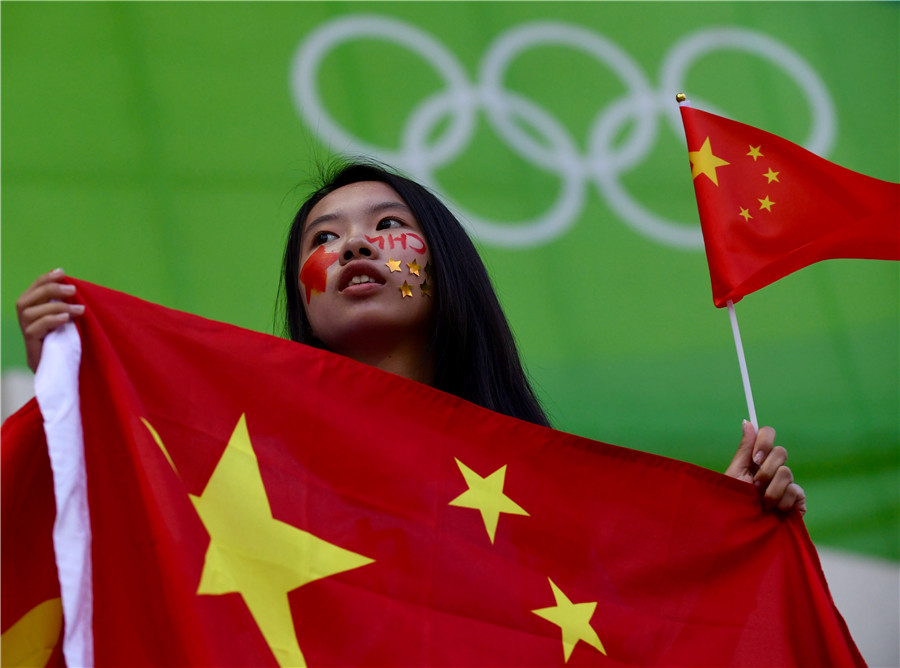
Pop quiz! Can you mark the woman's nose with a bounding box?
[340,235,378,263]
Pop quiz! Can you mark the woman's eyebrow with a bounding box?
[304,201,412,237]
[304,211,340,236]
[370,200,412,216]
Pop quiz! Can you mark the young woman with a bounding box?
[17,160,806,514]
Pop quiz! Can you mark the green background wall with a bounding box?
[3,2,897,562]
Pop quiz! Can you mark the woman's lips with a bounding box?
[341,275,385,296]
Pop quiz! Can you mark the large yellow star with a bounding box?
[688,137,730,186]
[448,458,528,543]
[144,415,374,668]
[532,578,606,663]
[0,598,62,668]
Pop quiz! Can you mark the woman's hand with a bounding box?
[725,421,807,515]
[16,268,84,373]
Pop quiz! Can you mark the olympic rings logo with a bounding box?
[290,16,835,249]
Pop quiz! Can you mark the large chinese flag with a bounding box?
[2,279,864,666]
[680,106,899,307]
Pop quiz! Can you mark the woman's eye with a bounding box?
[376,218,403,231]
[312,231,338,246]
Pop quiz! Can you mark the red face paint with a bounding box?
[368,232,427,254]
[404,233,427,254]
[365,235,386,250]
[299,246,339,304]
[386,233,406,250]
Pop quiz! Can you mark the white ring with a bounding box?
[660,27,836,155]
[291,15,475,168]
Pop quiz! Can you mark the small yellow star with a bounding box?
[423,261,433,279]
[406,259,422,276]
[400,281,413,298]
[448,458,528,544]
[747,145,764,161]
[386,258,401,272]
[532,578,606,662]
[763,168,780,183]
[739,207,753,222]
[688,137,730,186]
[758,195,775,212]
[420,281,432,298]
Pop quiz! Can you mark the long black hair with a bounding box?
[279,160,550,428]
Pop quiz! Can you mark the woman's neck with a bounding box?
[350,347,435,386]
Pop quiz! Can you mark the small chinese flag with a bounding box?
[2,280,866,666]
[680,105,899,307]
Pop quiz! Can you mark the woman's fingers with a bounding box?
[724,420,757,482]
[20,298,84,321]
[760,464,792,505]
[750,426,776,469]
[23,303,84,336]
[781,483,807,515]
[753,444,787,488]
[16,269,84,372]
[17,273,76,313]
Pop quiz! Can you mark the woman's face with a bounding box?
[298,181,434,357]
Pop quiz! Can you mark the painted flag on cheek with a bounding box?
[2,279,864,666]
[299,245,339,304]
[679,106,899,307]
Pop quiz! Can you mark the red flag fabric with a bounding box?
[2,278,864,666]
[0,400,65,668]
[680,105,899,307]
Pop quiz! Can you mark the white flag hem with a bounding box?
[35,321,94,667]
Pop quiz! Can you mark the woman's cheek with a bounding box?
[360,231,432,299]
[299,246,339,304]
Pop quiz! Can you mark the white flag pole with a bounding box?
[726,300,758,430]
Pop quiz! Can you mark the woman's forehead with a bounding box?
[310,181,403,214]
[304,181,412,231]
